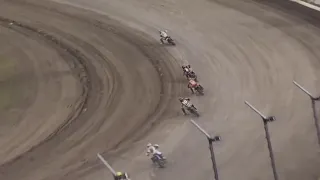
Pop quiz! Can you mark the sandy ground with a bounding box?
[0,0,320,180]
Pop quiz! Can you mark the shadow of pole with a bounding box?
[311,99,320,147]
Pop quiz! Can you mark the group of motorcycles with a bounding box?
[144,31,206,170]
[113,31,206,180]
[160,32,204,96]
[182,65,204,95]
[161,31,203,117]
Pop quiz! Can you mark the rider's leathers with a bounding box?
[188,79,198,93]
[160,31,168,43]
[181,98,193,108]
[114,173,129,180]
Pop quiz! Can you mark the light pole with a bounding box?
[244,101,278,180]
[97,153,132,180]
[190,119,221,180]
[293,81,320,147]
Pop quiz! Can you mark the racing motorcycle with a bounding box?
[194,84,204,95]
[187,105,200,117]
[187,71,198,81]
[152,153,166,168]
[185,106,200,117]
[183,67,198,81]
[166,36,176,46]
[188,78,204,95]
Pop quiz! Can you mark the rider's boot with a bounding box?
[190,87,195,94]
[181,107,187,115]
[160,38,164,44]
[151,156,156,164]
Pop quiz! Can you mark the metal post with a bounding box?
[311,100,320,146]
[293,81,320,147]
[293,81,314,98]
[208,137,219,180]
[263,120,278,180]
[244,101,279,180]
[190,119,221,180]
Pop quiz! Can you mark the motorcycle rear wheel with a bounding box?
[189,108,200,117]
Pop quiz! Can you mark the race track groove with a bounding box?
[0,0,184,179]
[1,0,320,180]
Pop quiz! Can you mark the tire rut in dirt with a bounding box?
[0,1,183,179]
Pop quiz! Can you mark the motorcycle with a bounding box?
[166,36,176,46]
[188,78,203,95]
[194,84,204,95]
[187,106,200,117]
[152,153,166,168]
[187,71,198,81]
[114,173,131,180]
[183,67,198,81]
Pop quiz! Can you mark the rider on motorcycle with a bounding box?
[182,65,193,73]
[114,172,130,180]
[179,97,197,115]
[159,30,169,44]
[188,78,200,94]
[182,65,196,79]
[146,143,165,163]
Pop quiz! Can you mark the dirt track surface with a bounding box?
[1,0,320,180]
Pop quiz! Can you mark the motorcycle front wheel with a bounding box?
[157,159,166,168]
[196,86,204,95]
[189,108,200,117]
[168,39,176,46]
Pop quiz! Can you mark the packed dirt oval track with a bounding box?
[1,0,320,180]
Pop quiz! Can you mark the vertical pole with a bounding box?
[311,100,320,147]
[190,120,220,180]
[208,138,219,180]
[244,101,278,180]
[263,121,278,180]
[293,81,320,147]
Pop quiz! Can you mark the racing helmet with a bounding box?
[147,143,152,147]
[179,97,184,102]
[116,172,123,176]
[154,144,159,148]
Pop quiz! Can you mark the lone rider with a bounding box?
[188,78,198,94]
[182,65,193,73]
[146,143,165,163]
[159,30,169,44]
[182,65,196,80]
[114,172,130,180]
[179,97,197,115]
